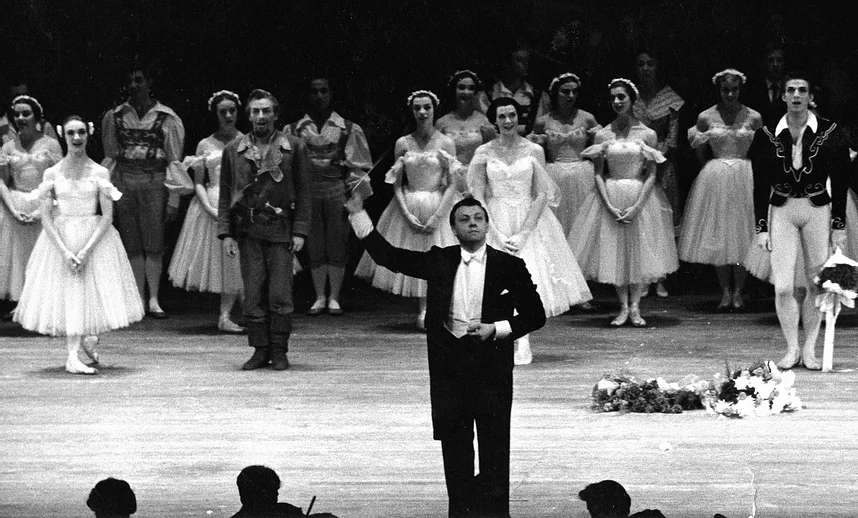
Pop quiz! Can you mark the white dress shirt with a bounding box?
[776,111,818,169]
[348,210,511,340]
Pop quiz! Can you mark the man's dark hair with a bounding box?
[87,477,137,516]
[246,89,280,115]
[579,479,631,517]
[783,70,814,91]
[486,97,523,125]
[236,465,280,507]
[449,195,489,227]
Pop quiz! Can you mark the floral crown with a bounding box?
[711,68,747,85]
[406,89,440,108]
[448,69,481,88]
[207,89,242,111]
[56,120,96,137]
[11,95,44,116]
[608,78,639,98]
[549,72,582,91]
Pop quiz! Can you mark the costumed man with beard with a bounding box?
[346,191,545,517]
[218,89,311,370]
[750,71,850,370]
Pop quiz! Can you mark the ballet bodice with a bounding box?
[604,141,649,180]
[583,123,666,180]
[43,172,122,217]
[196,136,233,188]
[401,151,448,191]
[436,112,491,164]
[544,121,590,162]
[688,107,759,160]
[485,156,536,206]
[0,136,61,192]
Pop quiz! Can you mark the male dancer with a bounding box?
[288,76,372,315]
[751,71,850,370]
[218,89,311,370]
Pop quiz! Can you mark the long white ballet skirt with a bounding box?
[569,132,678,285]
[543,120,599,234]
[168,136,243,294]
[469,141,592,316]
[679,109,757,265]
[355,147,459,298]
[0,136,61,300]
[13,172,144,336]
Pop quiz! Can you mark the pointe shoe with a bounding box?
[655,282,669,298]
[218,317,245,333]
[629,307,647,327]
[327,299,343,316]
[717,292,731,312]
[66,357,97,375]
[514,336,532,365]
[81,336,100,364]
[776,350,801,370]
[610,307,629,327]
[416,311,427,331]
[307,298,326,316]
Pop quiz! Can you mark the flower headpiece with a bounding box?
[207,89,242,111]
[448,69,481,89]
[55,121,96,137]
[608,78,639,98]
[549,72,582,91]
[11,95,44,117]
[406,89,440,108]
[711,68,747,86]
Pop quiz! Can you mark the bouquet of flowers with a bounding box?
[814,247,858,371]
[703,360,802,418]
[591,373,709,414]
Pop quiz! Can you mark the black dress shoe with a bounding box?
[148,309,168,319]
[242,348,270,370]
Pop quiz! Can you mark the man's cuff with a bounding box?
[349,210,374,239]
[494,320,512,340]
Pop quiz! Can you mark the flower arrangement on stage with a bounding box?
[702,360,802,418]
[591,373,709,413]
[813,248,858,371]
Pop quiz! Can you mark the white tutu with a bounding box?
[168,186,243,294]
[545,160,595,234]
[678,158,755,265]
[0,190,41,300]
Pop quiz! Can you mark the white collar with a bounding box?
[460,244,487,264]
[775,111,817,135]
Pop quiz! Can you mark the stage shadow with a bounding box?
[0,325,40,337]
[684,299,773,314]
[531,353,577,365]
[565,315,682,328]
[30,365,140,378]
[175,324,245,336]
[375,322,423,333]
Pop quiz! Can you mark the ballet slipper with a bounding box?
[629,306,647,327]
[717,291,731,312]
[514,335,532,365]
[307,297,326,316]
[610,307,629,327]
[731,291,745,311]
[801,345,821,370]
[218,317,245,333]
[327,299,343,316]
[655,281,669,298]
[81,336,100,364]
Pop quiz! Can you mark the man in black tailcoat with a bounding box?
[346,193,546,518]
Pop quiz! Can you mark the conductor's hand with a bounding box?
[467,322,496,342]
[292,235,305,253]
[344,192,364,214]
[756,232,771,252]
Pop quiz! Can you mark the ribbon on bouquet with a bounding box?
[813,247,858,372]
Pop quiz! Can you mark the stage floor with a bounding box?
[1,285,857,517]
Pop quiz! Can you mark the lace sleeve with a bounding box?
[687,126,710,149]
[384,155,405,185]
[531,155,560,208]
[92,175,123,201]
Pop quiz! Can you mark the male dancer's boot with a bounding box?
[242,323,270,370]
[269,316,291,371]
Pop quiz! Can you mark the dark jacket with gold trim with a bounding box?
[217,130,311,243]
[750,115,850,232]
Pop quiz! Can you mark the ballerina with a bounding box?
[570,78,678,327]
[13,116,144,374]
[168,90,244,332]
[354,90,460,330]
[469,97,592,363]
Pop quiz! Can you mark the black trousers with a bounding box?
[439,334,512,518]
[238,236,294,350]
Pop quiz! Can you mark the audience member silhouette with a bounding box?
[579,479,630,518]
[86,477,137,517]
[230,465,338,518]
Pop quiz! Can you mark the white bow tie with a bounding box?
[461,250,484,265]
